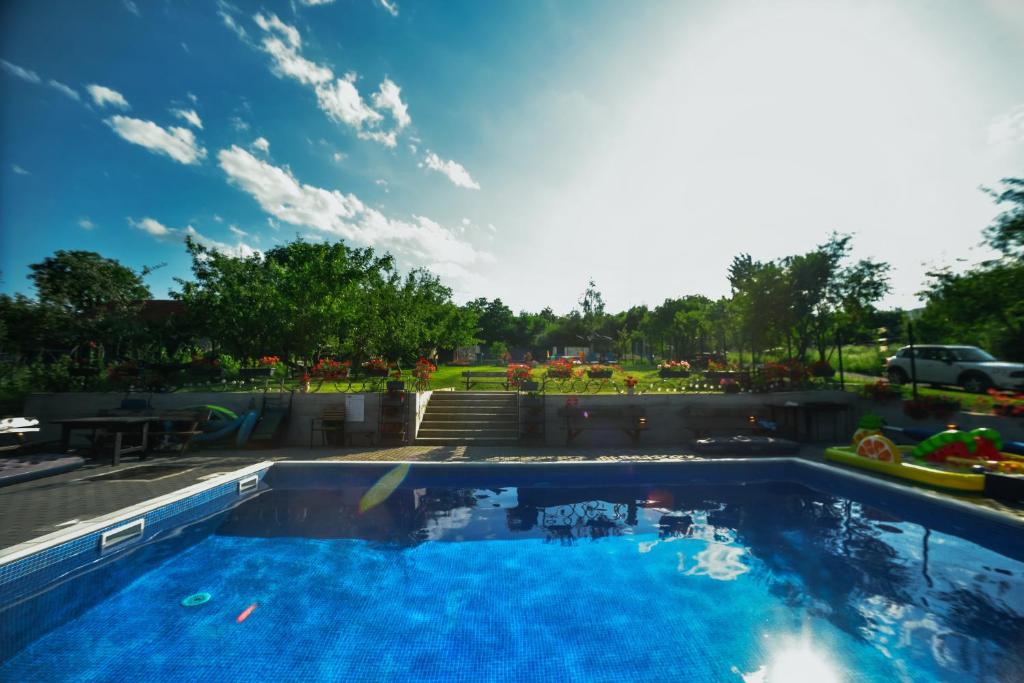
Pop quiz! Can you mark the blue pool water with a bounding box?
[2,479,1023,682]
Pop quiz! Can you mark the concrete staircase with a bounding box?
[415,392,518,446]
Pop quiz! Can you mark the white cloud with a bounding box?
[1,59,40,84]
[315,76,383,127]
[371,78,411,129]
[332,151,346,163]
[87,84,130,109]
[254,12,301,49]
[11,164,29,175]
[106,116,207,165]
[171,108,203,129]
[408,143,417,154]
[251,137,270,153]
[122,0,140,17]
[248,14,399,148]
[230,116,250,132]
[78,218,95,230]
[357,129,397,148]
[220,9,249,41]
[261,36,332,86]
[187,92,198,103]
[300,0,336,5]
[131,217,173,237]
[130,216,258,256]
[217,145,490,278]
[229,225,251,237]
[377,0,399,17]
[423,151,480,190]
[185,226,260,257]
[47,79,79,100]
[989,104,1024,146]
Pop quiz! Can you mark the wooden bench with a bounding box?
[462,371,510,391]
[559,406,647,445]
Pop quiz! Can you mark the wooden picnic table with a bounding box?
[51,416,164,466]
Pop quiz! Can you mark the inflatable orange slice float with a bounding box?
[856,434,900,463]
[851,428,881,447]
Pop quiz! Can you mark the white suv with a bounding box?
[885,345,1024,393]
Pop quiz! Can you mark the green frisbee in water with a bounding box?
[181,592,211,607]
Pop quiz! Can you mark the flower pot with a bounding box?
[366,368,389,378]
[588,370,613,379]
[627,386,636,396]
[659,369,690,379]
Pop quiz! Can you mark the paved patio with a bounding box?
[1,444,1021,551]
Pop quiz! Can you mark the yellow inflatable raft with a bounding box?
[824,445,986,492]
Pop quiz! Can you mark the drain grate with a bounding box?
[86,465,196,482]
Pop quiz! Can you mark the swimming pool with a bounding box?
[1,460,1022,681]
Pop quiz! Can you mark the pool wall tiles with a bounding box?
[0,467,270,604]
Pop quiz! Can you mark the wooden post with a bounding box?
[907,321,918,400]
[836,329,845,391]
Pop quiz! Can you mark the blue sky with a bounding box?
[2,0,1023,312]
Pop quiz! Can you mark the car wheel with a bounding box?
[960,372,991,394]
[887,368,908,385]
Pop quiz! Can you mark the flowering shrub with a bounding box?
[507,363,532,387]
[190,356,221,369]
[312,359,350,380]
[587,364,614,377]
[658,360,691,372]
[623,375,639,388]
[258,355,280,367]
[707,359,728,372]
[413,357,437,381]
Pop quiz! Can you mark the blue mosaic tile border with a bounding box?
[0,466,270,603]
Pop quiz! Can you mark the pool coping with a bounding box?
[0,460,274,568]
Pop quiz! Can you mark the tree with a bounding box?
[982,177,1024,259]
[29,250,150,315]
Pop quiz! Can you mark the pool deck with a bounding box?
[1,444,1021,551]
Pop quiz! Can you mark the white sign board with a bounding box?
[344,394,364,422]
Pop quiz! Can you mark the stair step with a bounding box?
[423,409,516,413]
[414,437,520,446]
[420,419,516,426]
[417,428,519,435]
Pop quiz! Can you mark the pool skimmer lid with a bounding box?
[181,592,211,607]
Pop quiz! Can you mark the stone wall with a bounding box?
[22,389,1022,449]
[22,391,383,449]
[533,390,861,447]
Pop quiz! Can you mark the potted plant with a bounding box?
[546,359,575,379]
[505,363,532,388]
[720,378,740,394]
[362,357,389,377]
[809,359,835,379]
[989,389,1024,417]
[587,364,614,379]
[658,360,691,378]
[861,380,901,402]
[623,375,639,395]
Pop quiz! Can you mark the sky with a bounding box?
[1,0,1023,313]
